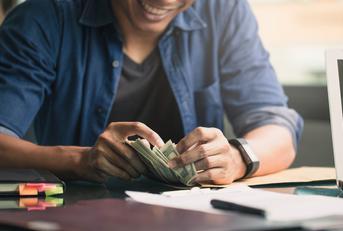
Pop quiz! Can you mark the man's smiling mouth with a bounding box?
[138,0,184,17]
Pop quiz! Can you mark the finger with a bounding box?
[118,142,148,174]
[140,139,150,149]
[97,133,147,175]
[125,122,164,147]
[96,155,131,181]
[98,143,140,178]
[80,163,109,183]
[131,139,152,174]
[194,155,226,171]
[169,140,227,168]
[176,127,222,153]
[195,168,229,184]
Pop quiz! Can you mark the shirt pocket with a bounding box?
[194,81,223,128]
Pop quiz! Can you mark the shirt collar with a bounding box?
[172,6,207,31]
[79,0,115,27]
[79,0,207,31]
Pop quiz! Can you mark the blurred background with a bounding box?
[250,0,343,86]
[249,0,343,167]
[0,0,342,167]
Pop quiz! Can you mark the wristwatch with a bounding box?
[228,138,260,178]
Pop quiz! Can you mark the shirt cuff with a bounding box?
[231,106,304,150]
[0,125,19,138]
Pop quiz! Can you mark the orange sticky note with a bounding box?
[19,184,38,196]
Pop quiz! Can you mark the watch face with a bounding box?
[229,138,260,178]
[242,144,259,163]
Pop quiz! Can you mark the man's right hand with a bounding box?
[75,122,164,183]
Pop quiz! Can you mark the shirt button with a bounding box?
[112,60,120,68]
[96,107,104,114]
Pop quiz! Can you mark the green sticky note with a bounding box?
[45,186,64,196]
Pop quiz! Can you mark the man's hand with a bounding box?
[169,127,247,185]
[75,122,164,183]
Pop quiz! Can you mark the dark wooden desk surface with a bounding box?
[0,177,337,231]
[0,199,282,231]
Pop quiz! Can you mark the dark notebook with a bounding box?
[0,169,65,197]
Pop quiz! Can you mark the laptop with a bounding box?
[326,50,343,191]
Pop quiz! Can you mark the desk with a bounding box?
[0,177,339,231]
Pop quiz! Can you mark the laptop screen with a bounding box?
[338,60,343,111]
[326,51,343,190]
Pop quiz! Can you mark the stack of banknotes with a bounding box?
[127,139,197,186]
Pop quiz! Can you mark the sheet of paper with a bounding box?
[126,186,239,216]
[126,184,343,222]
[191,167,336,188]
[237,167,336,186]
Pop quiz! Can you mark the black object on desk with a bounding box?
[211,199,266,218]
[0,169,65,197]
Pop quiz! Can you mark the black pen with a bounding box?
[210,199,266,218]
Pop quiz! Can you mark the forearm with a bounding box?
[244,125,296,176]
[0,134,85,180]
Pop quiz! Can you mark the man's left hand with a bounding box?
[169,127,247,185]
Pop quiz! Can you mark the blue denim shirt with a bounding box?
[0,0,303,147]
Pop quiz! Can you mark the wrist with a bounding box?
[229,138,260,180]
[46,146,89,180]
[231,146,247,180]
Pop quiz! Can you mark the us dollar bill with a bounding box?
[127,139,197,186]
[160,141,197,186]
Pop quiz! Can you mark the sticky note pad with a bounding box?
[0,169,65,197]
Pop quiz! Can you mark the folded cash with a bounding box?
[127,139,197,186]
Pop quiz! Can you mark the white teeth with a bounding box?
[140,0,170,16]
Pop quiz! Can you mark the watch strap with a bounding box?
[229,138,260,178]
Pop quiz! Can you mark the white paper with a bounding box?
[126,184,343,221]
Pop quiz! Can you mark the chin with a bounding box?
[135,24,168,33]
[131,18,172,34]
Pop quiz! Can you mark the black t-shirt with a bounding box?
[108,50,184,143]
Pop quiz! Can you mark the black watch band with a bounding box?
[229,138,259,178]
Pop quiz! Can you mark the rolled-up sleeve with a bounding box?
[0,125,18,138]
[0,1,59,138]
[219,0,303,148]
[232,107,303,149]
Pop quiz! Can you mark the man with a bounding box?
[0,0,303,185]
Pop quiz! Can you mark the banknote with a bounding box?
[127,139,197,186]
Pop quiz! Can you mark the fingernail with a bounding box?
[168,160,177,169]
[157,140,165,148]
